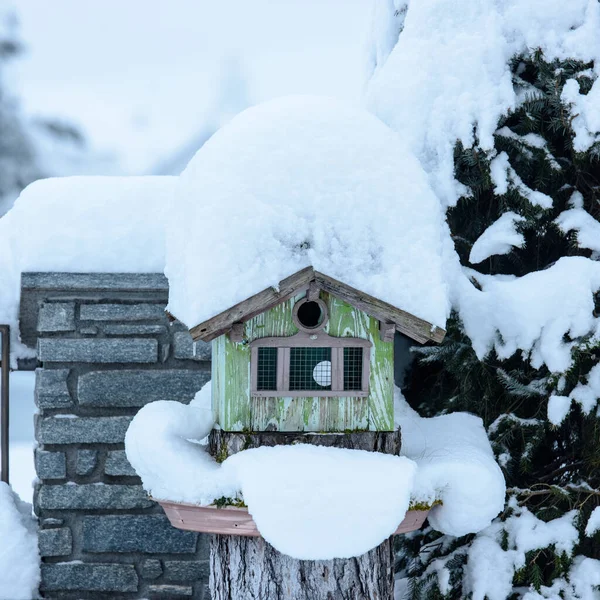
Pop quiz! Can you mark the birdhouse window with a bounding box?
[343,347,364,391]
[250,334,370,398]
[256,347,278,391]
[289,347,332,391]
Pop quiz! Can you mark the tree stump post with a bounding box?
[208,430,401,600]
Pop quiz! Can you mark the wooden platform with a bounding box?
[158,500,430,537]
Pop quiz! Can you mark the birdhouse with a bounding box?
[187,267,445,433]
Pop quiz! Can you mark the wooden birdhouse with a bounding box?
[188,267,445,433]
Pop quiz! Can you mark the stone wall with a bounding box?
[22,273,211,600]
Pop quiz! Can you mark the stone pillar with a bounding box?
[21,273,211,600]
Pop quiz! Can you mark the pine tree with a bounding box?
[397,51,600,598]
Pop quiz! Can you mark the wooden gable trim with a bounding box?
[313,271,446,344]
[188,267,446,345]
[189,267,314,342]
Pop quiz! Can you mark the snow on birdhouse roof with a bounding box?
[165,95,450,336]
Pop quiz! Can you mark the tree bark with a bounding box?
[208,429,401,600]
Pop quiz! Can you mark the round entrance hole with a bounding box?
[293,298,328,331]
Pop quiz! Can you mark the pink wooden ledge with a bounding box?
[158,500,430,537]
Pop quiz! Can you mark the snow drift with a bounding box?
[0,483,39,600]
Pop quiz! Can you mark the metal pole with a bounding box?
[0,325,9,484]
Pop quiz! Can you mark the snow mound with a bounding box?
[166,95,449,330]
[366,0,600,207]
[585,506,600,537]
[469,212,525,264]
[556,207,600,253]
[466,505,580,600]
[227,445,415,560]
[459,257,600,373]
[124,384,237,505]
[0,176,176,354]
[395,388,505,537]
[126,387,504,558]
[0,483,40,600]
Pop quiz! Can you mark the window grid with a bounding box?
[289,347,332,391]
[343,347,363,391]
[256,347,278,391]
[252,344,368,396]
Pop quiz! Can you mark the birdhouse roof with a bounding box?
[184,266,445,344]
[165,95,450,340]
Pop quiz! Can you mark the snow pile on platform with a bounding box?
[226,445,415,560]
[126,389,505,559]
[0,176,175,354]
[165,95,449,330]
[124,383,240,504]
[395,388,505,537]
[366,0,600,207]
[0,483,40,600]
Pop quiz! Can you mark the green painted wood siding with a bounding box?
[212,292,394,432]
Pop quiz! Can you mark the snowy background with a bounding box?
[2,0,600,598]
[16,0,371,175]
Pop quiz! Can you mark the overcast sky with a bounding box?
[16,0,371,173]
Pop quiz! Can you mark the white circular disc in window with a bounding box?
[312,360,332,387]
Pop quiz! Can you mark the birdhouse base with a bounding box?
[157,500,430,537]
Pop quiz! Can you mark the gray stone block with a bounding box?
[103,324,167,336]
[80,303,167,322]
[197,534,210,559]
[82,515,198,553]
[163,560,208,583]
[78,370,210,407]
[37,302,75,333]
[38,338,158,363]
[35,368,72,408]
[37,484,153,510]
[149,584,193,598]
[41,518,64,527]
[37,416,132,444]
[105,450,137,477]
[21,271,168,291]
[35,450,66,480]
[173,332,211,361]
[79,326,98,335]
[142,559,163,580]
[40,563,138,592]
[38,527,72,557]
[76,449,98,475]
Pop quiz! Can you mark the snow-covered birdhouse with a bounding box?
[186,268,445,433]
[126,97,506,561]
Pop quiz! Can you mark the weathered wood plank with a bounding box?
[160,501,428,538]
[213,334,251,431]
